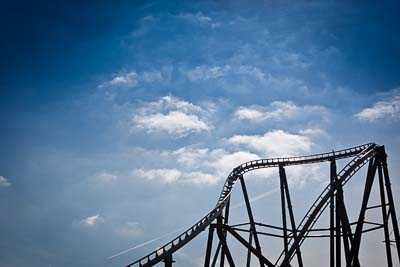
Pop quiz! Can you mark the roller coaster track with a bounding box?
[278,143,378,265]
[125,143,395,267]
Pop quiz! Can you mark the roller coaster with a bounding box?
[125,143,400,267]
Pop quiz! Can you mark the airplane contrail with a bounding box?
[109,189,279,259]
[108,226,187,259]
[231,188,279,209]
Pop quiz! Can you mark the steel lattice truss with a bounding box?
[125,143,400,267]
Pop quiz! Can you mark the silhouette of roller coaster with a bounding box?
[125,143,400,267]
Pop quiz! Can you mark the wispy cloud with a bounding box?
[94,170,117,183]
[98,72,138,88]
[235,101,329,122]
[176,12,221,28]
[187,65,230,81]
[131,15,158,37]
[99,70,165,89]
[185,64,268,82]
[356,91,400,122]
[0,175,11,187]
[132,96,212,137]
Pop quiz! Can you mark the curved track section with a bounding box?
[125,143,376,267]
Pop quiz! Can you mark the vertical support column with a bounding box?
[335,188,342,267]
[211,243,221,267]
[332,159,341,267]
[330,159,336,267]
[381,149,400,263]
[337,198,351,265]
[246,229,253,267]
[279,165,288,255]
[220,199,231,267]
[216,215,235,267]
[204,225,215,267]
[280,165,303,267]
[350,158,378,266]
[378,162,393,267]
[163,254,174,267]
[335,182,359,267]
[239,175,265,267]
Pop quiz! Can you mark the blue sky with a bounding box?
[1,1,400,266]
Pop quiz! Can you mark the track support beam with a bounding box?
[280,165,303,267]
[378,162,393,267]
[381,147,400,264]
[330,159,336,267]
[240,175,265,267]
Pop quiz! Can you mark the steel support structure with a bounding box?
[125,144,400,267]
[239,175,265,267]
[279,165,303,267]
[330,159,336,267]
[381,149,400,263]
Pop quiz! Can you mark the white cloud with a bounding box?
[234,101,329,122]
[228,130,313,157]
[0,175,11,187]
[355,93,400,122]
[82,214,104,226]
[135,111,210,135]
[132,96,212,137]
[235,107,265,120]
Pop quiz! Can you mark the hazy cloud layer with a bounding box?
[132,147,260,185]
[132,129,319,186]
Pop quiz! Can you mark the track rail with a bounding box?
[125,143,376,267]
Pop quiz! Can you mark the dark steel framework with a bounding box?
[125,143,400,266]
